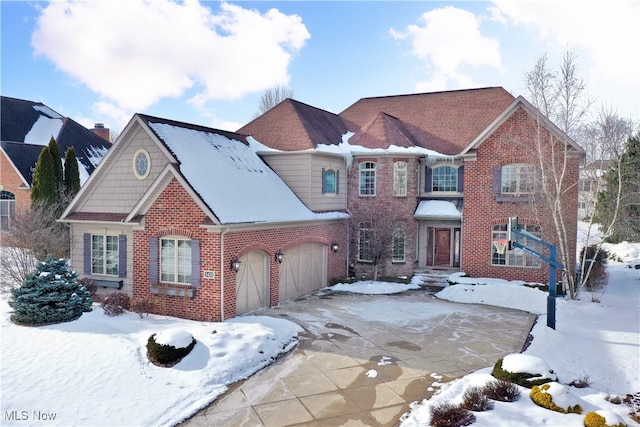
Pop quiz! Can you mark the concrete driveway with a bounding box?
[181,287,535,427]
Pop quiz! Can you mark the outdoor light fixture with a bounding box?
[331,242,339,253]
[275,250,284,264]
[230,258,241,273]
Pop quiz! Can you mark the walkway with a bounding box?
[180,288,536,426]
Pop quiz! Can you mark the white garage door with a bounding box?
[236,250,268,315]
[279,243,327,301]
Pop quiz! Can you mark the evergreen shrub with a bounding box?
[583,411,626,427]
[147,332,196,366]
[10,257,92,325]
[530,383,582,414]
[492,356,555,388]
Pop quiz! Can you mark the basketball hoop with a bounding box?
[492,239,510,255]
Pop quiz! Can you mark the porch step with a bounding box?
[412,269,453,292]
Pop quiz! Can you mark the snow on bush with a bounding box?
[492,353,557,388]
[530,382,583,414]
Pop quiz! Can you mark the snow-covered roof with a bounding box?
[147,120,345,225]
[414,200,462,219]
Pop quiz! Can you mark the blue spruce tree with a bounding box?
[10,257,93,325]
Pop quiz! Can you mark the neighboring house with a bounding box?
[239,87,585,284]
[0,96,111,231]
[577,159,614,219]
[59,114,348,322]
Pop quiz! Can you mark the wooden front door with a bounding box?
[434,229,451,265]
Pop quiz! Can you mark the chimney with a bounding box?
[91,123,110,141]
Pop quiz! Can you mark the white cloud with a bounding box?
[31,1,310,112]
[391,6,502,91]
[489,0,640,119]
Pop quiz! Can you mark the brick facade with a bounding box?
[347,156,420,278]
[133,178,348,322]
[462,108,579,283]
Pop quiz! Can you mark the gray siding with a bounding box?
[77,125,170,213]
[261,152,346,212]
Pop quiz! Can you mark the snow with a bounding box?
[153,328,194,348]
[415,200,462,219]
[148,122,347,225]
[329,280,420,294]
[501,354,557,382]
[23,114,63,145]
[1,230,638,426]
[0,305,302,427]
[401,238,640,426]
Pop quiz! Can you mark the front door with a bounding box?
[434,228,451,265]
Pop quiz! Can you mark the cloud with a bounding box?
[31,1,310,113]
[390,6,502,91]
[489,0,640,118]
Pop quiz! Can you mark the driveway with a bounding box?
[181,288,535,427]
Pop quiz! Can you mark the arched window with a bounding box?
[0,190,16,230]
[359,162,376,196]
[322,168,338,194]
[392,225,406,262]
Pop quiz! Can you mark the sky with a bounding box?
[2,1,639,135]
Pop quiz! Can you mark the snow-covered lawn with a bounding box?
[0,306,302,426]
[1,223,638,426]
[401,238,640,426]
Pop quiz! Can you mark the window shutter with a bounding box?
[83,233,91,275]
[425,166,432,192]
[118,235,127,278]
[149,237,158,284]
[492,166,502,194]
[457,166,464,192]
[321,168,326,194]
[191,239,200,287]
[336,170,340,194]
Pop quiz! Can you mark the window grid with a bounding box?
[432,166,458,192]
[358,222,373,262]
[392,227,406,262]
[501,164,536,195]
[91,235,119,276]
[359,162,376,196]
[393,162,407,197]
[491,224,541,268]
[0,191,15,231]
[161,238,191,284]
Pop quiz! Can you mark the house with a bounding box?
[239,87,585,284]
[59,114,349,322]
[0,96,111,231]
[577,159,614,219]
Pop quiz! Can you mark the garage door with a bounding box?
[236,250,268,315]
[279,243,327,301]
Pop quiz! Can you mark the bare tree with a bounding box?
[350,207,402,281]
[523,50,592,299]
[255,86,294,117]
[0,202,70,292]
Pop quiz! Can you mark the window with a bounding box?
[358,222,373,262]
[359,162,376,196]
[161,238,192,284]
[491,224,541,268]
[322,168,338,194]
[578,201,586,210]
[92,235,119,275]
[578,180,592,192]
[392,227,406,262]
[432,166,458,192]
[0,191,15,231]
[501,164,537,195]
[393,161,407,196]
